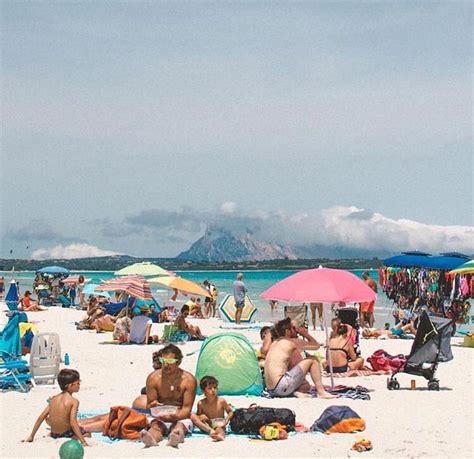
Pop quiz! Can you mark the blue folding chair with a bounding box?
[0,313,32,392]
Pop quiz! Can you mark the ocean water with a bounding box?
[0,269,394,326]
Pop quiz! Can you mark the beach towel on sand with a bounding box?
[323,367,391,378]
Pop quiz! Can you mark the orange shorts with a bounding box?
[360,301,375,313]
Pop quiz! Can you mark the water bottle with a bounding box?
[64,353,70,366]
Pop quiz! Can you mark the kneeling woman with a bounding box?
[326,324,364,373]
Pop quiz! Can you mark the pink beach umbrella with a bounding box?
[261,267,376,388]
[261,267,376,304]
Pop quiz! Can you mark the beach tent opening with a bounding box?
[195,332,263,396]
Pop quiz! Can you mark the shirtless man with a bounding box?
[360,272,377,328]
[264,318,336,399]
[140,344,197,448]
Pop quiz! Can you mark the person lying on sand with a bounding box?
[23,369,89,446]
[362,321,417,339]
[264,318,337,399]
[140,344,197,448]
[191,375,233,442]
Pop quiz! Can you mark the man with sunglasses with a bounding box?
[140,344,197,448]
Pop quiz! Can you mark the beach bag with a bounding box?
[311,405,365,434]
[102,406,148,440]
[230,403,295,434]
[367,349,406,372]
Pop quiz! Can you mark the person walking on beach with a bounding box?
[140,344,197,448]
[360,272,377,328]
[232,273,247,325]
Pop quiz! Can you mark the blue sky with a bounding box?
[1,2,472,258]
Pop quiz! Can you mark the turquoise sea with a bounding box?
[0,269,394,326]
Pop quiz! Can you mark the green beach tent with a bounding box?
[195,332,263,396]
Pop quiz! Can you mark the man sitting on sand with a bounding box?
[174,305,206,340]
[264,318,336,399]
[140,344,197,448]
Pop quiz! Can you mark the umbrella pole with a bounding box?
[323,304,335,389]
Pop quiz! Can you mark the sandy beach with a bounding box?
[1,307,473,458]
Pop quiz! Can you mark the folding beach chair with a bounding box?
[30,333,61,385]
[0,313,32,392]
[162,324,179,342]
[284,304,308,328]
[0,351,32,392]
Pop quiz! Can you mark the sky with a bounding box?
[1,2,472,259]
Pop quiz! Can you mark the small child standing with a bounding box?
[24,369,89,446]
[191,375,233,441]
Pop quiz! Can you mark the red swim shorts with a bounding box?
[360,301,375,313]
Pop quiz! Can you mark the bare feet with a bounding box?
[167,430,184,448]
[294,391,312,398]
[140,429,158,448]
[210,432,225,442]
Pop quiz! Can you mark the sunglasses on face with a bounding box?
[159,357,179,365]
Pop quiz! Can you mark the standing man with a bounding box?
[141,344,197,448]
[232,272,248,325]
[360,271,377,328]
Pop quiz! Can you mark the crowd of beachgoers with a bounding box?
[1,268,473,458]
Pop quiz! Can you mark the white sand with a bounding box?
[1,307,473,458]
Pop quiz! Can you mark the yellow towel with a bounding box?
[19,322,39,339]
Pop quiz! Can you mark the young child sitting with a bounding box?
[24,369,89,446]
[191,376,233,442]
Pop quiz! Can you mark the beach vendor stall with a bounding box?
[381,252,471,324]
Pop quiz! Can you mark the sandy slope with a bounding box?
[0,307,472,458]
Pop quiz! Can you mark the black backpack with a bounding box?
[230,404,296,434]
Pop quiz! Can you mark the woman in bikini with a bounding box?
[326,324,364,373]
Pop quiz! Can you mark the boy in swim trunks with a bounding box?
[24,369,89,446]
[191,376,233,442]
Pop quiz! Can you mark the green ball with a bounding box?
[59,440,84,459]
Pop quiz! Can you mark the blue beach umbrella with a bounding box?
[83,283,111,299]
[37,266,69,275]
[5,281,19,311]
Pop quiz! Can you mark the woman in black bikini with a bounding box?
[326,324,364,373]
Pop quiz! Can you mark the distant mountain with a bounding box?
[177,226,394,262]
[177,227,298,262]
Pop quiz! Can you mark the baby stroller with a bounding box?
[336,306,361,356]
[387,311,455,391]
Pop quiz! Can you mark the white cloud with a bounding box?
[220,201,237,214]
[321,206,474,254]
[31,243,121,260]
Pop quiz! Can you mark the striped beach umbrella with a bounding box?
[218,294,257,323]
[95,275,152,300]
[449,259,474,275]
[62,275,91,286]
